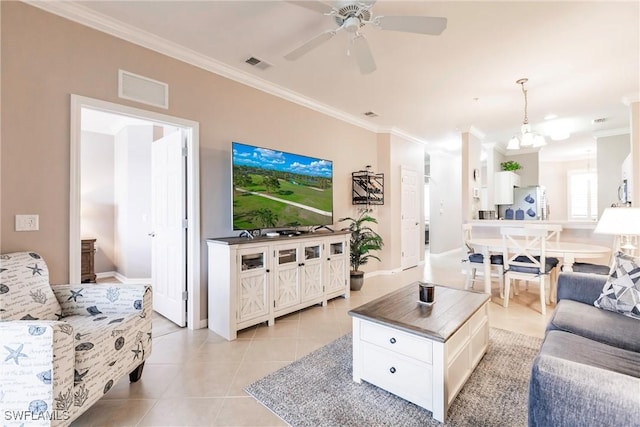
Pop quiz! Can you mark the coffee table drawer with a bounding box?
[361,321,432,363]
[362,342,433,409]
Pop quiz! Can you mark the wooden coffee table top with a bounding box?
[348,283,490,342]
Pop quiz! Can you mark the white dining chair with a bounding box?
[462,224,505,297]
[523,223,562,298]
[500,227,560,315]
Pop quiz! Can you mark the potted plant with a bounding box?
[501,160,522,171]
[340,211,384,291]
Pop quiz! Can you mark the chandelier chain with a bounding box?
[520,80,528,125]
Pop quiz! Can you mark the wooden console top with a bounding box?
[207,229,350,246]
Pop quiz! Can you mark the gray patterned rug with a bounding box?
[245,328,542,426]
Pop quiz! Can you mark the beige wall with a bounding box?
[1,1,385,308]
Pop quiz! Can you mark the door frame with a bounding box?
[69,94,201,329]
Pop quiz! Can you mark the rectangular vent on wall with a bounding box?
[245,56,272,70]
[118,70,169,109]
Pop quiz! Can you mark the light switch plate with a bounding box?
[15,214,39,231]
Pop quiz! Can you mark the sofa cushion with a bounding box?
[594,251,640,319]
[509,255,559,274]
[567,262,611,275]
[63,311,150,385]
[0,252,62,321]
[548,299,640,353]
[468,253,503,265]
[529,331,640,427]
[540,330,640,378]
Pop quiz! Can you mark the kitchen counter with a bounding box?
[470,220,597,230]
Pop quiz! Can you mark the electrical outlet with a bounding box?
[15,214,39,231]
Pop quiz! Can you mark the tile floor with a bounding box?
[72,249,553,426]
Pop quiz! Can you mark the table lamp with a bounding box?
[594,208,640,255]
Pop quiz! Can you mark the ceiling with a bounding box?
[40,1,639,161]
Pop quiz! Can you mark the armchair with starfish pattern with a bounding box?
[0,251,152,426]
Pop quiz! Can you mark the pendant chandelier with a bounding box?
[507,78,546,150]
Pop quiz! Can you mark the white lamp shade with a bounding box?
[532,135,546,147]
[520,131,534,147]
[594,208,640,235]
[507,137,520,150]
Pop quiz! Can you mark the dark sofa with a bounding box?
[528,272,640,426]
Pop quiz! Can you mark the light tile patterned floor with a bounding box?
[72,249,553,426]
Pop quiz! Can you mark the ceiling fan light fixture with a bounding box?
[344,16,361,33]
[285,1,447,74]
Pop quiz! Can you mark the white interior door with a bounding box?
[401,166,421,269]
[151,129,187,326]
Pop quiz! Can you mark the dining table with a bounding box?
[466,238,612,295]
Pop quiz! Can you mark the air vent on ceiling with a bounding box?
[245,56,272,70]
[363,111,379,118]
[592,117,607,124]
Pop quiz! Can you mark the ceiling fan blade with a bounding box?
[284,30,336,61]
[376,15,447,35]
[352,35,376,75]
[285,1,336,15]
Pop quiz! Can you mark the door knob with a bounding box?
[148,232,156,237]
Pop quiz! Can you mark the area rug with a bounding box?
[245,328,542,426]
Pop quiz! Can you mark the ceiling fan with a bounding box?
[284,0,447,74]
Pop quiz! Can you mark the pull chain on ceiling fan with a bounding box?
[284,1,447,74]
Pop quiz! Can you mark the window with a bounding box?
[568,170,597,220]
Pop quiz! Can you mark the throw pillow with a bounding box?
[594,251,640,320]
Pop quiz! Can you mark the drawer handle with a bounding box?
[389,367,396,374]
[389,337,396,344]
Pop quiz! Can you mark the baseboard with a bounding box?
[430,247,465,258]
[114,272,152,284]
[197,319,208,329]
[95,271,117,280]
[364,268,403,278]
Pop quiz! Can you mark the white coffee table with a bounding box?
[349,283,490,422]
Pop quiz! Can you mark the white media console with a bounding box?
[206,230,350,340]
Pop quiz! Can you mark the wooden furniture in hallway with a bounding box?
[81,238,97,283]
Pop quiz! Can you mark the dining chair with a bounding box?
[523,223,563,297]
[462,224,505,297]
[565,231,625,276]
[500,227,560,315]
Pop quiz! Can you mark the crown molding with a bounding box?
[622,93,640,105]
[377,126,428,145]
[25,0,385,134]
[466,125,486,141]
[593,127,630,139]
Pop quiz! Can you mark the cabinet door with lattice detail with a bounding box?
[301,242,324,303]
[273,243,301,312]
[326,239,348,296]
[237,247,270,323]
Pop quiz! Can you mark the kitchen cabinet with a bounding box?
[494,171,521,204]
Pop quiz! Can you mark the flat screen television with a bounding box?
[232,142,333,230]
